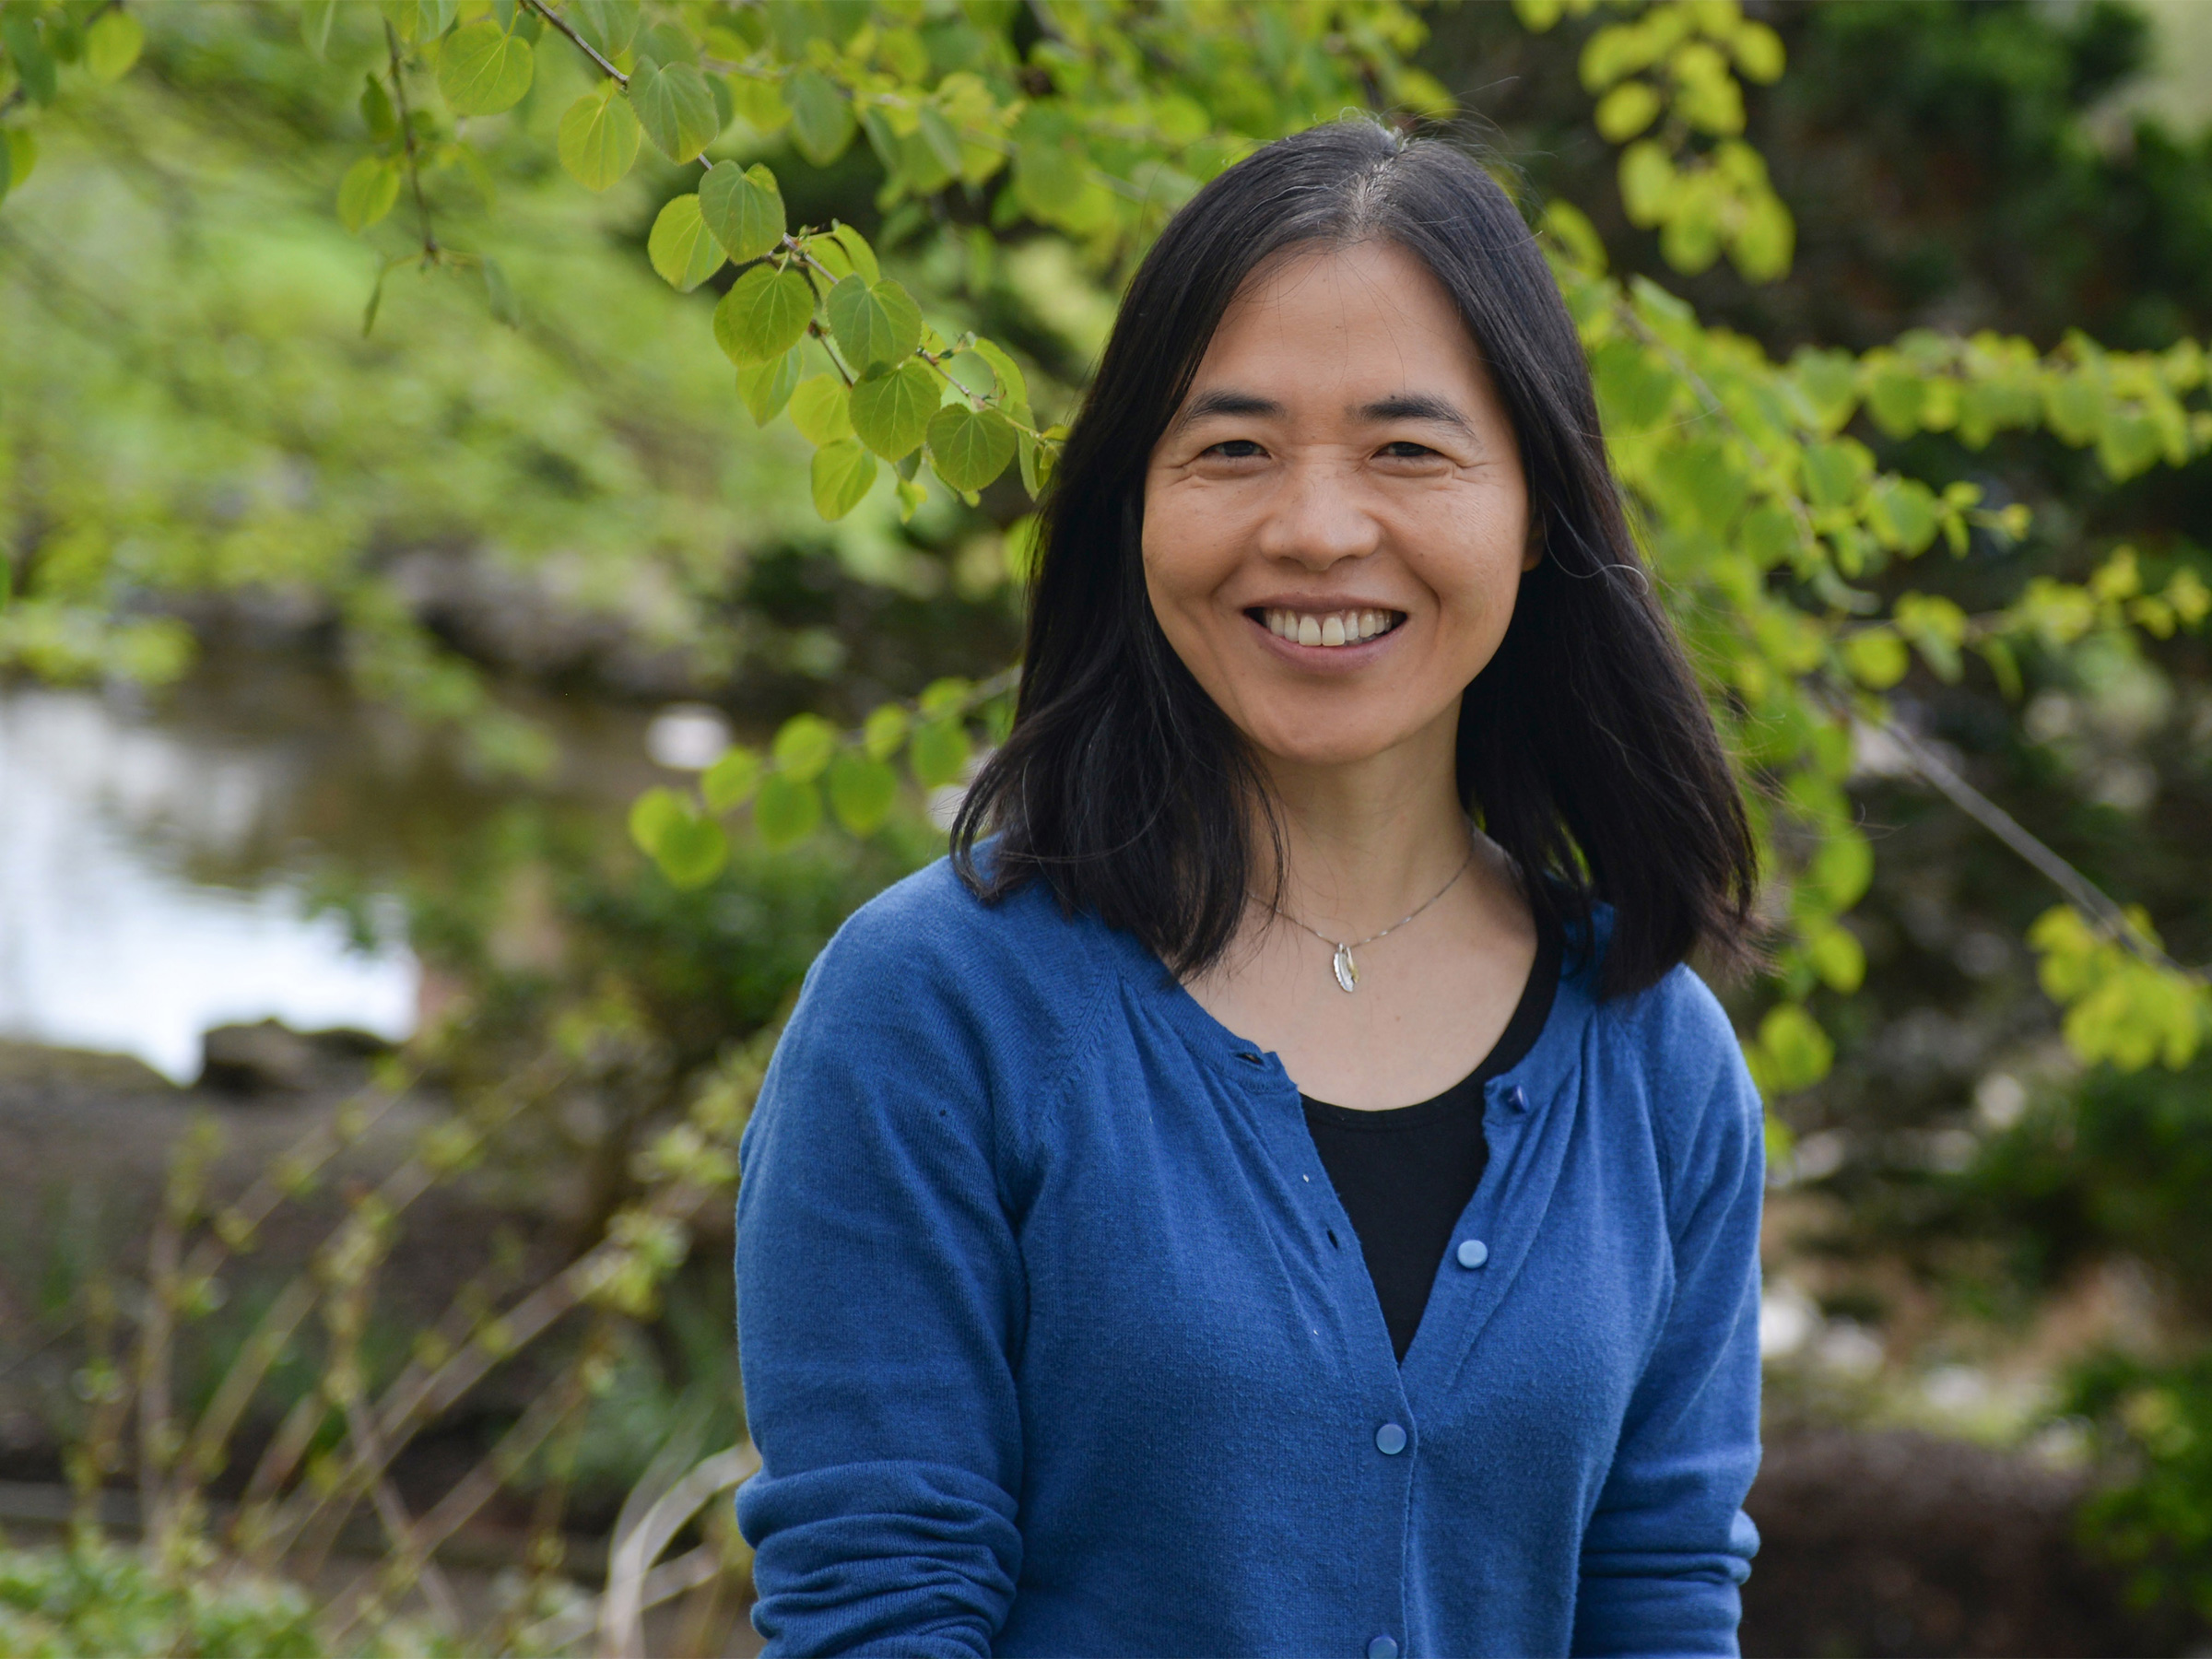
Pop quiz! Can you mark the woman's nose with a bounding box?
[1255,459,1381,571]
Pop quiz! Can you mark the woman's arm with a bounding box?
[1572,978,1766,1658]
[734,903,1030,1657]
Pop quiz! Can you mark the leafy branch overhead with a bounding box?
[2,0,2208,1088]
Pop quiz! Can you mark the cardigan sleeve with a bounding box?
[733,905,1030,1657]
[1571,973,1766,1657]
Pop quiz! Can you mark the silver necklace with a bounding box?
[1272,839,1477,994]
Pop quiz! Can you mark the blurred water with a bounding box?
[0,687,418,1081]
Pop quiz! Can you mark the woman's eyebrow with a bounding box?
[1170,389,1285,432]
[1357,393,1473,432]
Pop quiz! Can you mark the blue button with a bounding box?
[1506,1084,1528,1113]
[1456,1238,1489,1269]
[1368,1637,1399,1659]
[1374,1421,1406,1455]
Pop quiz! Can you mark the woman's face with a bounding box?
[1141,239,1535,772]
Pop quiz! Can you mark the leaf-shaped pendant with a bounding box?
[1332,942,1359,994]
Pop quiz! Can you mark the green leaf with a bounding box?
[336,156,402,233]
[829,751,899,835]
[771,713,838,782]
[849,361,938,461]
[861,703,911,761]
[910,716,971,789]
[788,375,853,445]
[302,0,339,56]
[701,744,762,811]
[1806,924,1866,994]
[558,88,641,192]
[926,405,1017,492]
[655,812,729,888]
[917,105,963,175]
[969,335,1029,409]
[4,128,37,194]
[647,194,726,292]
[830,221,880,285]
[1841,629,1908,689]
[1591,340,1676,432]
[380,0,455,45]
[698,160,784,263]
[436,20,534,116]
[568,0,639,59]
[361,73,398,142]
[810,439,877,520]
[1749,1004,1833,1096]
[785,68,853,165]
[631,59,720,163]
[754,774,822,851]
[1,13,54,105]
[481,256,520,326]
[712,264,815,365]
[918,677,973,718]
[728,73,789,132]
[1594,80,1661,142]
[1801,440,1870,511]
[629,785,687,857]
[83,9,143,81]
[736,348,802,427]
[825,276,923,371]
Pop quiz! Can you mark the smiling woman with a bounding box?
[735,120,1770,1659]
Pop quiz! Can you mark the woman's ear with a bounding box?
[1521,511,1547,573]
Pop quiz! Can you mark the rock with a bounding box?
[0,1041,175,1097]
[197,1019,391,1094]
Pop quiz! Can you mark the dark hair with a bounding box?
[952,119,1756,998]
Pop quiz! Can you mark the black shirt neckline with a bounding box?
[1301,911,1562,1120]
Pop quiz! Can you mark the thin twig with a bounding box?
[1867,712,2198,977]
[521,0,628,87]
[382,21,437,259]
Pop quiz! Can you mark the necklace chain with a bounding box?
[1270,834,1477,994]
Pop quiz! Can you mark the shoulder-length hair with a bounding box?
[951,118,1756,999]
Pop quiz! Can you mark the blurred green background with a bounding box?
[2,2,2211,1653]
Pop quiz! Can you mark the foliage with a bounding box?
[2068,1347,2212,1621]
[0,1538,330,1658]
[6,0,2206,1082]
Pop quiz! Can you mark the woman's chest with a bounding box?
[1003,1030,1675,1477]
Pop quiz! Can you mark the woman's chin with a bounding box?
[1243,718,1441,774]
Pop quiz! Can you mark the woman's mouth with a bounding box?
[1248,606,1406,649]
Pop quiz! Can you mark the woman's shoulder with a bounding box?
[790,853,1113,1064]
[1571,911,1762,1182]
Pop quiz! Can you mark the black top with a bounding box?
[1300,916,1562,1363]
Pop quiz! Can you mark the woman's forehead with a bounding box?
[1180,242,1495,413]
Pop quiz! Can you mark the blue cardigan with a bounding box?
[735,859,1764,1657]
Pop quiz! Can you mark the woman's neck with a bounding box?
[1254,706,1473,941]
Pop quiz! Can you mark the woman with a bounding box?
[735,120,1765,1658]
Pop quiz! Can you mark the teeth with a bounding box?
[1262,607,1397,649]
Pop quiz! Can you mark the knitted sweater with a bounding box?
[735,858,1764,1657]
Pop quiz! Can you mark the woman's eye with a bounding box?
[1379,441,1440,459]
[1204,440,1266,459]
